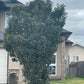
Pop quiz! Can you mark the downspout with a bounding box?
[7,52,9,84]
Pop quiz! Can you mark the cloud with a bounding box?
[18,0,34,4]
[69,35,84,46]
[63,9,84,46]
[51,0,84,10]
[67,9,84,19]
[18,0,84,46]
[64,9,84,33]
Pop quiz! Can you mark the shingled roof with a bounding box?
[0,1,7,10]
[61,29,72,35]
[0,0,22,10]
[61,29,72,39]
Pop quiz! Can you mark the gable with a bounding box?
[69,44,84,56]
[72,44,84,50]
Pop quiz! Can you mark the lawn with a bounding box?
[50,77,84,84]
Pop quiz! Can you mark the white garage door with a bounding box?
[0,49,7,83]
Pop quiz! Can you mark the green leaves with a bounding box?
[4,0,66,84]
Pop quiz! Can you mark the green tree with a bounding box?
[4,0,66,84]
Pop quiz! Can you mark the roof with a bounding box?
[0,0,22,10]
[61,29,72,38]
[65,40,73,44]
[0,1,7,10]
[4,1,22,8]
[72,44,84,48]
[62,29,72,35]
[0,31,4,42]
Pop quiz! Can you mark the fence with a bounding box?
[67,61,84,77]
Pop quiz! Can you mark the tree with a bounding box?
[4,0,66,84]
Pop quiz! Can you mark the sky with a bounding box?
[18,0,84,46]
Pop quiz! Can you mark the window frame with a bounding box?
[76,56,79,62]
[49,52,57,76]
[73,56,79,62]
[5,11,12,28]
[73,56,75,62]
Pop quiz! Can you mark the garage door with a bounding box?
[0,49,7,83]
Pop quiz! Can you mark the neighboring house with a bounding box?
[69,44,84,63]
[0,0,72,84]
[67,44,84,77]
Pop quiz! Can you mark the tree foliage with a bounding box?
[4,0,66,84]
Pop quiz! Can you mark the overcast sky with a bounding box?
[18,0,84,46]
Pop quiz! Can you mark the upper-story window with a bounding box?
[73,56,79,62]
[49,52,57,76]
[5,11,12,28]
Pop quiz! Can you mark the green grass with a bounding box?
[50,77,84,84]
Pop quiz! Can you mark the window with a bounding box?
[73,56,79,62]
[73,56,75,62]
[49,52,57,76]
[76,56,79,61]
[5,12,12,28]
[49,65,56,75]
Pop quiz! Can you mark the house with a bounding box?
[67,44,84,77]
[0,31,8,84]
[69,44,84,63]
[49,29,72,80]
[0,0,23,84]
[0,0,72,84]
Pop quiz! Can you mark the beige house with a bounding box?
[69,44,84,63]
[0,0,72,84]
[0,0,24,84]
[49,30,72,80]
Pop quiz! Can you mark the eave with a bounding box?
[65,40,73,44]
[0,0,22,10]
[61,29,72,39]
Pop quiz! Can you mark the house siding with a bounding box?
[60,37,65,80]
[0,10,5,32]
[50,36,65,80]
[69,45,84,63]
[8,57,25,84]
[0,43,3,47]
